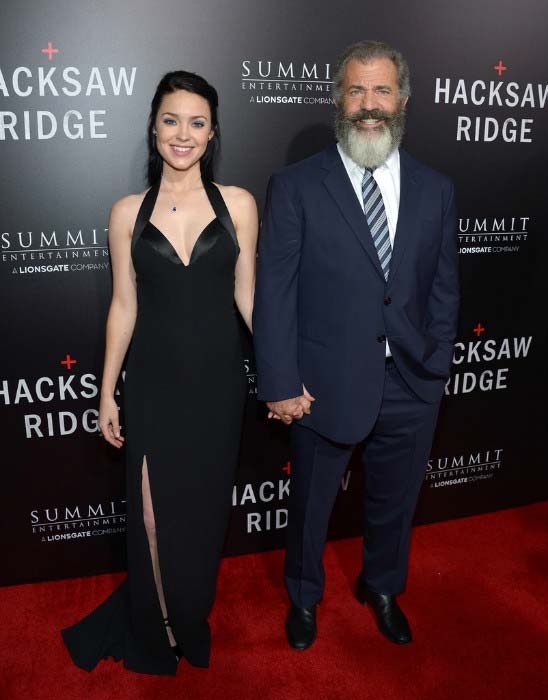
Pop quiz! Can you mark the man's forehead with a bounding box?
[343,57,398,82]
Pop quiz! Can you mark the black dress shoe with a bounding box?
[355,578,412,644]
[285,604,317,650]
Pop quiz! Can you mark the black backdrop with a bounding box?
[1,0,547,586]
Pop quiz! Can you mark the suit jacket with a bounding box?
[253,143,460,444]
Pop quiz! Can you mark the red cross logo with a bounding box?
[60,354,77,370]
[282,462,291,475]
[493,60,507,77]
[41,42,59,60]
[473,323,485,337]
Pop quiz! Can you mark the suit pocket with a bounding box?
[299,320,333,346]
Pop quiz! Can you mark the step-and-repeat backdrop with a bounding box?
[2,0,547,585]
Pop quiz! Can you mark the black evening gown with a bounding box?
[62,181,247,675]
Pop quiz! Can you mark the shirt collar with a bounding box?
[337,142,399,177]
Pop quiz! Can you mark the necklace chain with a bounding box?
[167,190,178,213]
[161,177,201,214]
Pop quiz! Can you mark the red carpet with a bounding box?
[1,502,547,700]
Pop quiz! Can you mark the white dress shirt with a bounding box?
[336,143,401,357]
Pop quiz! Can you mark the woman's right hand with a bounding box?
[98,395,125,448]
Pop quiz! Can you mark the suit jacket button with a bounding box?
[377,335,386,343]
[384,297,392,305]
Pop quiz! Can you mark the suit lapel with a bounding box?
[387,148,422,285]
[322,145,385,281]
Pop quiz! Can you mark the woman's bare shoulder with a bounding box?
[108,190,152,240]
[110,190,148,219]
[215,184,257,216]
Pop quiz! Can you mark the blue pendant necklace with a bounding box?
[161,178,179,213]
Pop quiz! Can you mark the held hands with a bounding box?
[267,385,315,426]
[98,395,125,448]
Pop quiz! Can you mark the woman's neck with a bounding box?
[161,162,203,193]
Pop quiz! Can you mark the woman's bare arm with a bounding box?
[98,194,142,447]
[224,186,258,332]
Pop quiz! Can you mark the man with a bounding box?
[253,40,459,650]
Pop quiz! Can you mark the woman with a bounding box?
[62,71,258,675]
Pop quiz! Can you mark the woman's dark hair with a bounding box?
[147,70,220,185]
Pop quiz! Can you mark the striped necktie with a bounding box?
[361,168,391,280]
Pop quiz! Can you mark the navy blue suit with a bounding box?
[253,144,459,603]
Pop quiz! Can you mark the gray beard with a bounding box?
[335,106,406,169]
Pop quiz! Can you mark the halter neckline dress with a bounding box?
[62,180,247,675]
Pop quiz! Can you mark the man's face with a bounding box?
[335,57,408,168]
[339,57,406,133]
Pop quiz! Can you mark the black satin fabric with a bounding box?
[144,219,220,267]
[132,180,239,268]
[62,180,246,675]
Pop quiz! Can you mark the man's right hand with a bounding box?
[267,386,315,425]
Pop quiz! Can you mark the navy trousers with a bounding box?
[285,360,442,608]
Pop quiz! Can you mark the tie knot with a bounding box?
[362,168,375,184]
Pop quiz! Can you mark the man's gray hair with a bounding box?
[332,40,411,102]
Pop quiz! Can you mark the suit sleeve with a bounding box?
[425,180,460,367]
[252,173,303,402]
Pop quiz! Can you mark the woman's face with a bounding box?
[154,89,214,174]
